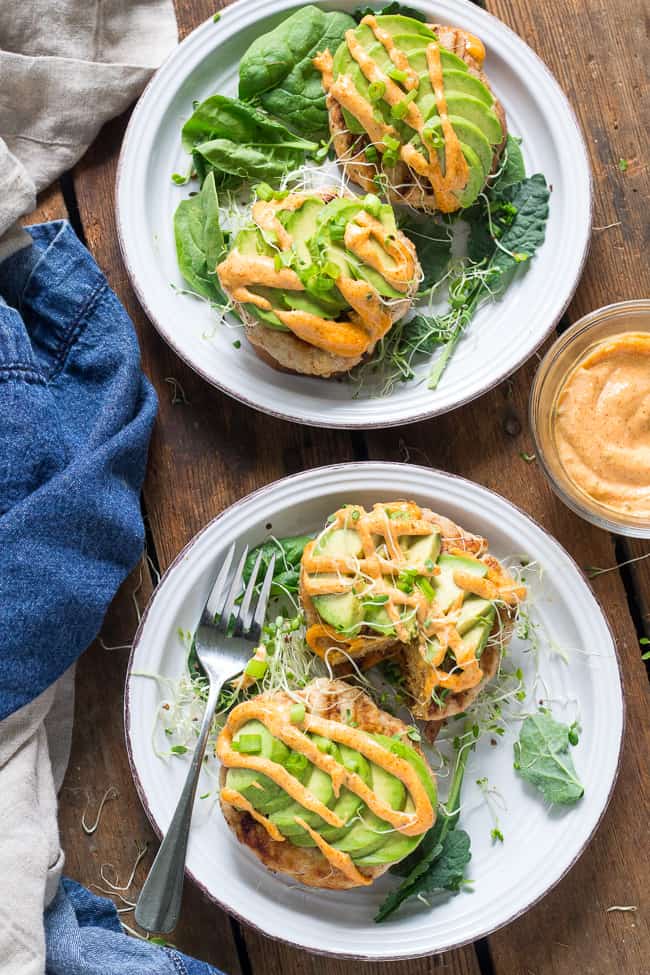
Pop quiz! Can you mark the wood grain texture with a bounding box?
[488,0,650,318]
[63,0,650,972]
[20,183,68,224]
[625,540,650,636]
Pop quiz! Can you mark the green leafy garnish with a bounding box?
[618,158,629,172]
[238,6,355,140]
[376,740,472,921]
[243,534,314,598]
[399,213,453,292]
[490,135,526,193]
[354,2,426,23]
[173,171,229,305]
[514,712,584,805]
[181,95,318,187]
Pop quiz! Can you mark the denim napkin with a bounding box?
[0,223,223,975]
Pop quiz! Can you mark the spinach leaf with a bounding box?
[490,134,526,193]
[398,213,453,291]
[354,2,426,23]
[239,6,355,140]
[181,95,318,186]
[376,739,472,921]
[514,712,584,805]
[173,171,228,304]
[243,534,314,597]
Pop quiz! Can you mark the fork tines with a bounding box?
[202,542,276,641]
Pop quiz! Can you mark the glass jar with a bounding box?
[530,300,650,537]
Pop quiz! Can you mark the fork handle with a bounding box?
[135,677,223,933]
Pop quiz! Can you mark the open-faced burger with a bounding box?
[216,188,421,378]
[218,677,437,889]
[300,501,525,723]
[315,14,507,213]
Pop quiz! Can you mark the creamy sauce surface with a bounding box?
[554,332,650,517]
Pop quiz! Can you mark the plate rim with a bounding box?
[124,462,624,959]
[115,0,593,430]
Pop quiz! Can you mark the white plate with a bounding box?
[116,0,591,429]
[125,463,622,959]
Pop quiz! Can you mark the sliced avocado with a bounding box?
[270,763,334,839]
[368,34,467,76]
[445,94,502,144]
[316,527,364,558]
[236,226,272,257]
[225,719,293,814]
[401,532,442,567]
[456,596,496,636]
[461,619,493,659]
[332,808,391,858]
[354,797,423,865]
[338,742,372,785]
[454,143,486,208]
[355,263,405,300]
[429,115,492,177]
[434,553,488,613]
[371,733,437,806]
[371,762,406,811]
[364,602,396,636]
[312,591,364,634]
[421,93,502,145]
[419,68,494,110]
[283,291,340,319]
[283,198,323,267]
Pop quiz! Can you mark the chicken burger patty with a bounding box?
[218,677,437,889]
[315,14,507,214]
[216,188,421,378]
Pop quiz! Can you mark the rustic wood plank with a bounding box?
[20,182,68,225]
[624,540,650,637]
[489,0,649,318]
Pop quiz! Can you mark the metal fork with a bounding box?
[135,542,276,934]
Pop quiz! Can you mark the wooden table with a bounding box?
[27,0,650,971]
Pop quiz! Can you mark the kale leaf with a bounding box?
[181,95,318,186]
[398,213,453,292]
[514,712,585,805]
[490,134,525,194]
[376,738,472,921]
[239,6,355,140]
[354,2,426,23]
[467,173,550,278]
[243,534,315,597]
[173,171,228,305]
[428,173,550,389]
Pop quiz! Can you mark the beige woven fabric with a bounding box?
[0,0,178,253]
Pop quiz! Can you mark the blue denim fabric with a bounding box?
[45,879,222,975]
[0,221,157,720]
[0,222,225,973]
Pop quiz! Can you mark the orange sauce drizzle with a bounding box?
[294,817,374,885]
[221,788,285,842]
[317,22,472,211]
[302,502,524,696]
[344,210,415,293]
[219,696,436,881]
[216,193,409,357]
[361,15,420,90]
